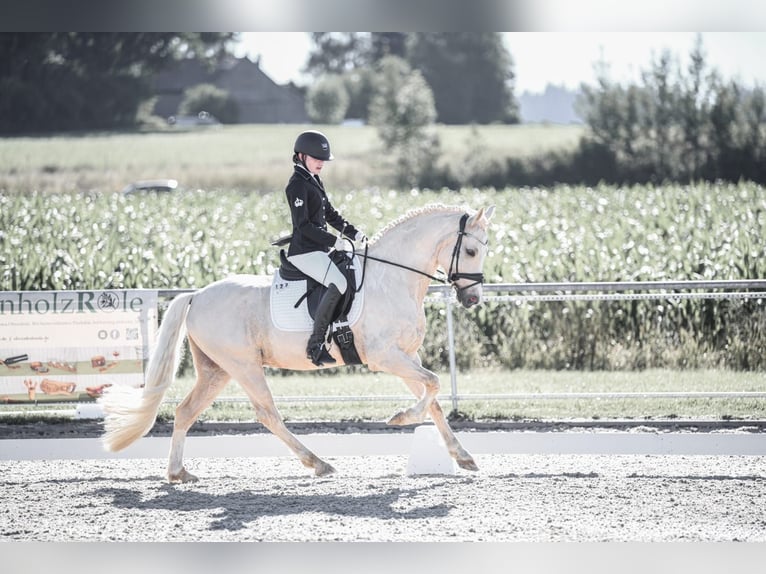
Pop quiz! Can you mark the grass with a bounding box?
[0,123,585,194]
[2,368,763,425]
[147,367,766,423]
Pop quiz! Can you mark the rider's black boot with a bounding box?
[307,283,342,366]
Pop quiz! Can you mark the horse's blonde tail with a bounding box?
[101,292,194,452]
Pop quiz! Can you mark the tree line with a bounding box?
[574,36,766,185]
[303,33,765,187]
[0,32,517,134]
[303,32,518,125]
[1,33,763,186]
[373,35,765,188]
[0,33,234,133]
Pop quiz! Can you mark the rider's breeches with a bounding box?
[287,251,348,294]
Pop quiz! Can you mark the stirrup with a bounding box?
[308,343,336,366]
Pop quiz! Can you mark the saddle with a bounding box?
[271,248,364,365]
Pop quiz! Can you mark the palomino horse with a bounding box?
[101,204,495,482]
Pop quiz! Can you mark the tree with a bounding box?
[406,33,519,124]
[340,69,376,121]
[641,49,682,181]
[370,33,408,61]
[678,34,713,181]
[179,84,239,124]
[708,81,742,180]
[0,33,235,133]
[303,32,519,125]
[305,75,349,124]
[304,33,407,76]
[303,33,371,76]
[741,86,766,181]
[304,33,406,122]
[575,35,766,185]
[368,56,440,187]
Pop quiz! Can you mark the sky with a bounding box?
[234,32,766,94]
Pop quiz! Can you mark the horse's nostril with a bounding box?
[465,295,479,307]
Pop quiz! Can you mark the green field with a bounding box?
[0,123,585,194]
[3,179,764,372]
[1,124,765,422]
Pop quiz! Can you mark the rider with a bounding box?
[285,130,366,366]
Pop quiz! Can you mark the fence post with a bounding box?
[444,295,459,412]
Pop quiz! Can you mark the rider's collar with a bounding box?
[294,163,321,184]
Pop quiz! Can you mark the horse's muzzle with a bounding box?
[458,290,481,309]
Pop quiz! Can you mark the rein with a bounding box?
[354,212,486,294]
[355,245,447,288]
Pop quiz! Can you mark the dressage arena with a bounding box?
[1,424,765,543]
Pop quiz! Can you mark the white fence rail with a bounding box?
[159,279,766,411]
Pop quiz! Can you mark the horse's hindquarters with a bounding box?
[185,275,272,361]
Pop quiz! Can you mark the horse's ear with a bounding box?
[470,205,495,227]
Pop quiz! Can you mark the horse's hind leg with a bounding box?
[167,337,231,483]
[234,362,336,477]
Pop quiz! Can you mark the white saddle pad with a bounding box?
[269,254,365,332]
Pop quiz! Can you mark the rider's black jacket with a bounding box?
[284,163,359,257]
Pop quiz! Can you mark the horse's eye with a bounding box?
[466,248,477,257]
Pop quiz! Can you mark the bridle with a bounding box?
[446,212,488,293]
[354,212,488,295]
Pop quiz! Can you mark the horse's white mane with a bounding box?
[371,203,469,243]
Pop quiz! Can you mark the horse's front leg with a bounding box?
[426,399,479,471]
[386,353,479,471]
[373,350,440,427]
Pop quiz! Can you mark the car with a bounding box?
[166,111,221,128]
[120,179,179,195]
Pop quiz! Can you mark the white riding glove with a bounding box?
[355,231,367,243]
[333,236,347,251]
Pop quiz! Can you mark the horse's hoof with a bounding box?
[168,467,199,483]
[457,457,479,472]
[315,460,336,477]
[386,411,412,426]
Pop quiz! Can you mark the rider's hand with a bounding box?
[355,231,367,243]
[333,236,347,251]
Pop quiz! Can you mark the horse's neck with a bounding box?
[367,211,456,300]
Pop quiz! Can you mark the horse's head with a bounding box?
[445,205,495,308]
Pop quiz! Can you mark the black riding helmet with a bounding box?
[293,130,334,161]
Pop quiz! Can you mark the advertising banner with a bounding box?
[0,290,157,403]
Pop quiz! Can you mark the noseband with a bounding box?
[447,213,487,294]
